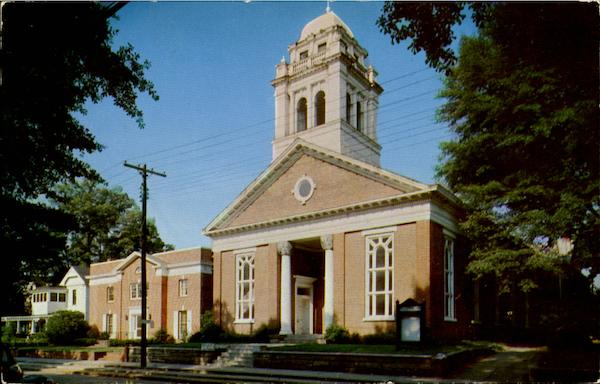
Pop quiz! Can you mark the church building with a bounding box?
[204,10,472,340]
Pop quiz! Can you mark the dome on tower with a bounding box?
[299,10,354,40]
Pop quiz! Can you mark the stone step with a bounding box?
[283,334,325,344]
[209,345,262,368]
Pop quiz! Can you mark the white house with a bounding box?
[1,265,90,334]
[59,265,90,320]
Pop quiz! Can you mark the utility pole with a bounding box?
[124,162,166,368]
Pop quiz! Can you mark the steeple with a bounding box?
[271,11,383,166]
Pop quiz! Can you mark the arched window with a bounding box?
[356,101,362,132]
[346,93,352,122]
[296,98,307,132]
[315,91,326,126]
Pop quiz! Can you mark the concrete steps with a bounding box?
[209,343,263,368]
[283,334,325,344]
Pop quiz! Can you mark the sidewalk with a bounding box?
[448,345,544,382]
[17,346,549,383]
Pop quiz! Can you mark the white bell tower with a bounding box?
[271,10,383,166]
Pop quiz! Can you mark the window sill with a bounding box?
[363,316,394,322]
[444,317,458,322]
[234,319,255,324]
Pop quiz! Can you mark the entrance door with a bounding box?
[296,295,311,334]
[294,275,316,335]
[129,308,142,339]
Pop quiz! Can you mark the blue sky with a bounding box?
[79,1,477,250]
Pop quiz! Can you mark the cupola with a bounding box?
[271,9,383,166]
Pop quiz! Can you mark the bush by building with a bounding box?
[45,310,90,345]
[151,329,175,344]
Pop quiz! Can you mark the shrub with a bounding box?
[73,338,97,346]
[87,325,100,340]
[252,324,279,343]
[1,323,17,343]
[109,339,140,347]
[324,324,351,344]
[189,310,224,343]
[151,328,175,344]
[98,332,110,341]
[189,323,222,343]
[45,311,90,345]
[29,331,49,345]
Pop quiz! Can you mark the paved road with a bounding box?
[35,373,170,384]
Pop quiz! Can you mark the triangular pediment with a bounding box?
[204,140,432,235]
[114,251,163,273]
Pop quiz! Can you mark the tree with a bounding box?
[45,310,89,345]
[1,3,157,314]
[53,179,173,265]
[378,3,599,293]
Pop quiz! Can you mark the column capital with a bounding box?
[277,241,292,255]
[320,235,333,250]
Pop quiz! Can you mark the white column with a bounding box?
[278,241,293,335]
[321,235,334,331]
[31,319,36,334]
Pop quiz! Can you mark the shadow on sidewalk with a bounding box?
[447,345,545,382]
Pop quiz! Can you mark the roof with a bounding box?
[114,251,164,272]
[152,247,212,265]
[88,247,211,278]
[59,264,89,286]
[300,10,353,40]
[71,265,89,279]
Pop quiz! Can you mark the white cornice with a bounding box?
[89,274,121,286]
[207,186,453,238]
[211,199,458,252]
[160,263,212,277]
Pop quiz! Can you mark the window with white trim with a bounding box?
[107,286,114,302]
[104,313,114,335]
[130,282,141,300]
[178,310,188,340]
[365,234,394,319]
[444,236,456,320]
[179,279,188,297]
[235,252,255,322]
[132,314,142,338]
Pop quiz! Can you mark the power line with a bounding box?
[99,69,436,173]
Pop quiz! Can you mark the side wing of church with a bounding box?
[204,11,473,340]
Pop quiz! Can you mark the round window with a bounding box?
[293,175,316,204]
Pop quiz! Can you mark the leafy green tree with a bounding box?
[45,311,90,345]
[53,179,173,264]
[378,3,599,292]
[1,3,157,314]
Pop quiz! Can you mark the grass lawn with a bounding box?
[267,340,500,355]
